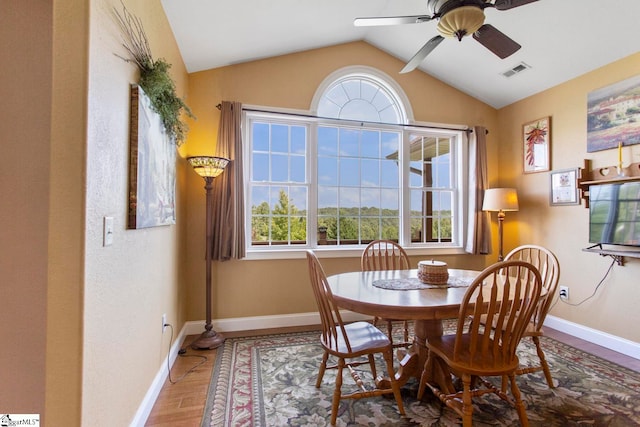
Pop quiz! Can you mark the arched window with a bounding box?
[245,67,465,257]
[315,69,409,124]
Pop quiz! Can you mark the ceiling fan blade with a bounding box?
[400,35,444,74]
[354,15,432,27]
[473,24,521,59]
[493,0,539,11]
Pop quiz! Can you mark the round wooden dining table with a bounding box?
[326,268,481,392]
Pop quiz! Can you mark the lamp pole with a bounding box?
[497,209,505,261]
[187,156,230,350]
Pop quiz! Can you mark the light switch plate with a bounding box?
[103,216,114,246]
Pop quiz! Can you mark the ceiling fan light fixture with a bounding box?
[437,6,485,41]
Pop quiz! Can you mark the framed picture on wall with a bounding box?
[523,116,551,174]
[550,167,579,206]
[127,84,176,229]
[587,74,640,152]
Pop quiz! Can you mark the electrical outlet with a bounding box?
[162,313,167,332]
[559,286,569,300]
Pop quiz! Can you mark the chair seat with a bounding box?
[428,334,520,376]
[321,321,392,356]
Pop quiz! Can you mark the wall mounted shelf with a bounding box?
[582,245,640,265]
[577,159,640,208]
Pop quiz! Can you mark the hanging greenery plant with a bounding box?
[113,4,194,146]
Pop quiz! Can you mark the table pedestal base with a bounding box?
[376,319,455,395]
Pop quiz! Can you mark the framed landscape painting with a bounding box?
[128,84,176,229]
[587,74,640,152]
[523,116,551,174]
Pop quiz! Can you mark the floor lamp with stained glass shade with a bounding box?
[482,188,519,261]
[187,155,230,349]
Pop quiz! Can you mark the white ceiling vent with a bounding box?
[501,62,531,78]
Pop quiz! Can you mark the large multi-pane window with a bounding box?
[246,72,466,253]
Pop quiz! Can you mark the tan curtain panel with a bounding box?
[211,101,245,260]
[465,126,492,255]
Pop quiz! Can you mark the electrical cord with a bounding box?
[550,256,616,309]
[164,323,208,384]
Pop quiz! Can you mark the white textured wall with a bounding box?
[82,0,187,424]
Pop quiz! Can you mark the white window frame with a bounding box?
[243,110,469,260]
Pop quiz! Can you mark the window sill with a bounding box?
[243,246,468,261]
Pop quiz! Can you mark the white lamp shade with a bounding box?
[482,188,519,212]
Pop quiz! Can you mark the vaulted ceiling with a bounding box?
[161,0,640,109]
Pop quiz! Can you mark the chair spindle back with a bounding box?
[361,240,410,271]
[504,245,560,330]
[454,260,542,367]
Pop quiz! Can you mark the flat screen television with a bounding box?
[589,181,640,247]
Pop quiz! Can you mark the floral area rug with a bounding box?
[202,322,640,426]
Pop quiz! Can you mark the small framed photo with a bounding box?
[523,116,551,174]
[550,168,579,206]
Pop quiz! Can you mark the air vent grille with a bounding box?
[501,62,531,78]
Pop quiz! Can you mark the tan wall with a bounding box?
[183,41,498,322]
[0,0,52,416]
[46,0,88,424]
[498,53,640,342]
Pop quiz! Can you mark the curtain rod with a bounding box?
[215,103,488,134]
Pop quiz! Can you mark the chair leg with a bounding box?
[461,373,473,427]
[403,321,409,344]
[382,349,405,416]
[417,353,433,399]
[387,321,394,345]
[367,354,378,379]
[316,351,329,388]
[532,336,555,388]
[331,358,345,426]
[500,374,508,392]
[507,373,530,427]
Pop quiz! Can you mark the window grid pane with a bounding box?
[318,125,401,246]
[249,121,309,246]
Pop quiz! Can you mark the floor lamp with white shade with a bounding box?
[482,188,519,261]
[187,155,230,350]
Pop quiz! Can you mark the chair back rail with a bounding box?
[504,244,560,330]
[307,250,352,353]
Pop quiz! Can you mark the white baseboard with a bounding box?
[134,311,639,426]
[183,310,371,336]
[544,315,640,361]
[130,326,188,427]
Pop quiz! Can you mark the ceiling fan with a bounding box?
[354,0,539,73]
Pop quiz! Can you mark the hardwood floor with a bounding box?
[145,325,640,427]
[145,325,319,427]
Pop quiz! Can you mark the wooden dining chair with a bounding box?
[306,250,405,426]
[493,245,560,389]
[417,260,542,427]
[505,245,560,387]
[361,240,412,348]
